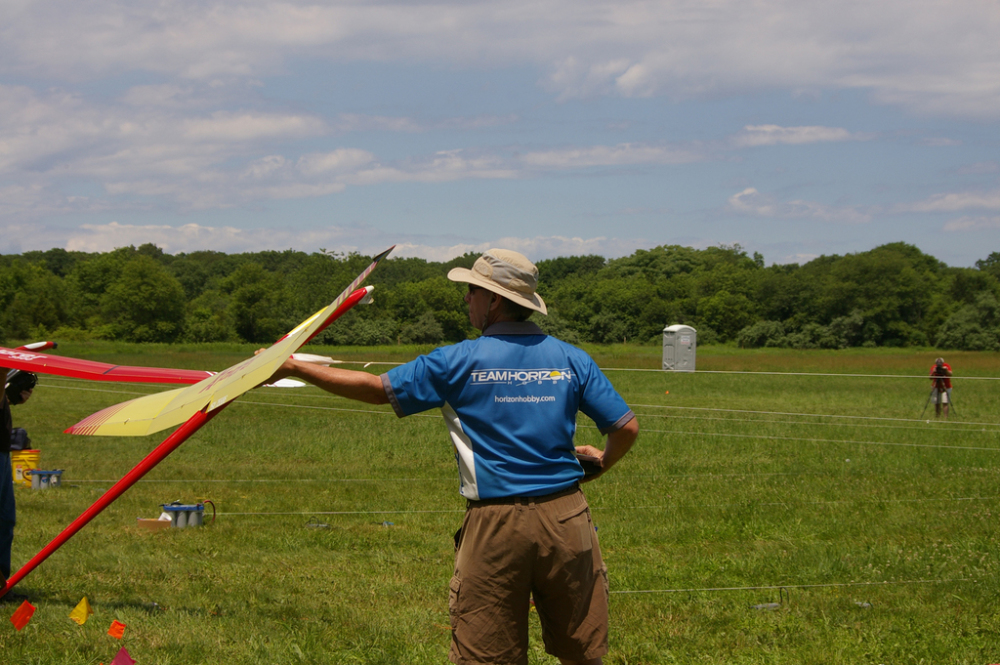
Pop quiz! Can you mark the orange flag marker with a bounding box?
[10,599,35,631]
[107,619,126,639]
[69,596,94,625]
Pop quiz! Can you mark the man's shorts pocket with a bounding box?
[448,574,462,627]
[555,501,593,553]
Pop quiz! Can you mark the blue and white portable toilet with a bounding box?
[662,325,696,371]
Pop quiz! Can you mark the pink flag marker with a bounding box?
[110,646,136,664]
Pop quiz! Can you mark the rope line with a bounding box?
[40,365,1000,386]
[39,376,1000,428]
[608,496,999,510]
[642,412,1000,435]
[219,509,463,516]
[642,426,1000,451]
[37,383,1000,451]
[42,381,1000,430]
[633,404,1000,428]
[203,495,999,517]
[608,367,1000,380]
[72,478,428,483]
[609,578,972,595]
[67,467,1000,484]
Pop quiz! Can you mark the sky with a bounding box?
[2,1,999,267]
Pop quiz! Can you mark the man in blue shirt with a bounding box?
[268,249,638,665]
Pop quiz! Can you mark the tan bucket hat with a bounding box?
[447,249,547,315]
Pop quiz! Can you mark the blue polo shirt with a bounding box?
[382,321,634,500]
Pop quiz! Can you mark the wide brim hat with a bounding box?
[447,248,547,315]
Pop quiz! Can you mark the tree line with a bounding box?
[1,242,998,350]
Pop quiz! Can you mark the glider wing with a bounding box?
[0,347,215,384]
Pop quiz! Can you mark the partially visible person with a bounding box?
[929,357,952,419]
[0,369,35,602]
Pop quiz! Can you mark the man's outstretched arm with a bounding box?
[267,355,389,405]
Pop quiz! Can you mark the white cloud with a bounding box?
[0,84,526,214]
[242,155,291,180]
[784,253,821,265]
[181,112,324,142]
[907,189,1000,212]
[297,149,377,176]
[53,222,390,255]
[331,114,425,134]
[345,150,518,185]
[522,143,703,168]
[120,84,199,108]
[728,187,872,224]
[956,162,1000,175]
[943,216,1000,232]
[731,125,870,148]
[3,2,998,118]
[327,114,518,133]
[392,235,649,262]
[921,137,962,147]
[1,220,649,262]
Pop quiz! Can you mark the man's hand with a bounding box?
[575,445,605,482]
[575,416,639,483]
[255,349,388,405]
[17,389,32,405]
[255,349,298,384]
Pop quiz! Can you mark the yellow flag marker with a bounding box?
[69,596,94,625]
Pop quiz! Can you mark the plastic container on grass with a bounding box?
[10,449,40,488]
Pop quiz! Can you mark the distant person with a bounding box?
[929,357,952,419]
[1,369,36,603]
[263,248,639,665]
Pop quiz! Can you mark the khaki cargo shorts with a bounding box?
[448,485,609,665]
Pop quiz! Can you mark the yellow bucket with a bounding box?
[11,449,40,488]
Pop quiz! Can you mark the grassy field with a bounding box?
[2,342,1000,664]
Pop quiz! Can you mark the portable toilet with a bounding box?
[663,325,696,371]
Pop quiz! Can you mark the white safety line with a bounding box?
[208,495,997,518]
[609,578,972,595]
[606,368,1000,380]
[641,426,1000,451]
[633,404,1000,428]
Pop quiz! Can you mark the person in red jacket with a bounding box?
[929,357,953,419]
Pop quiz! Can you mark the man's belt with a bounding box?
[466,483,580,508]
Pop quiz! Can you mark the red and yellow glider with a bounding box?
[0,246,393,598]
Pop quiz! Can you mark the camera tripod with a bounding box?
[921,386,955,418]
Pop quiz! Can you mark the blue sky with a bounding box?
[2,1,998,267]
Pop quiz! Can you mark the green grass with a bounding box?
[2,343,1000,663]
